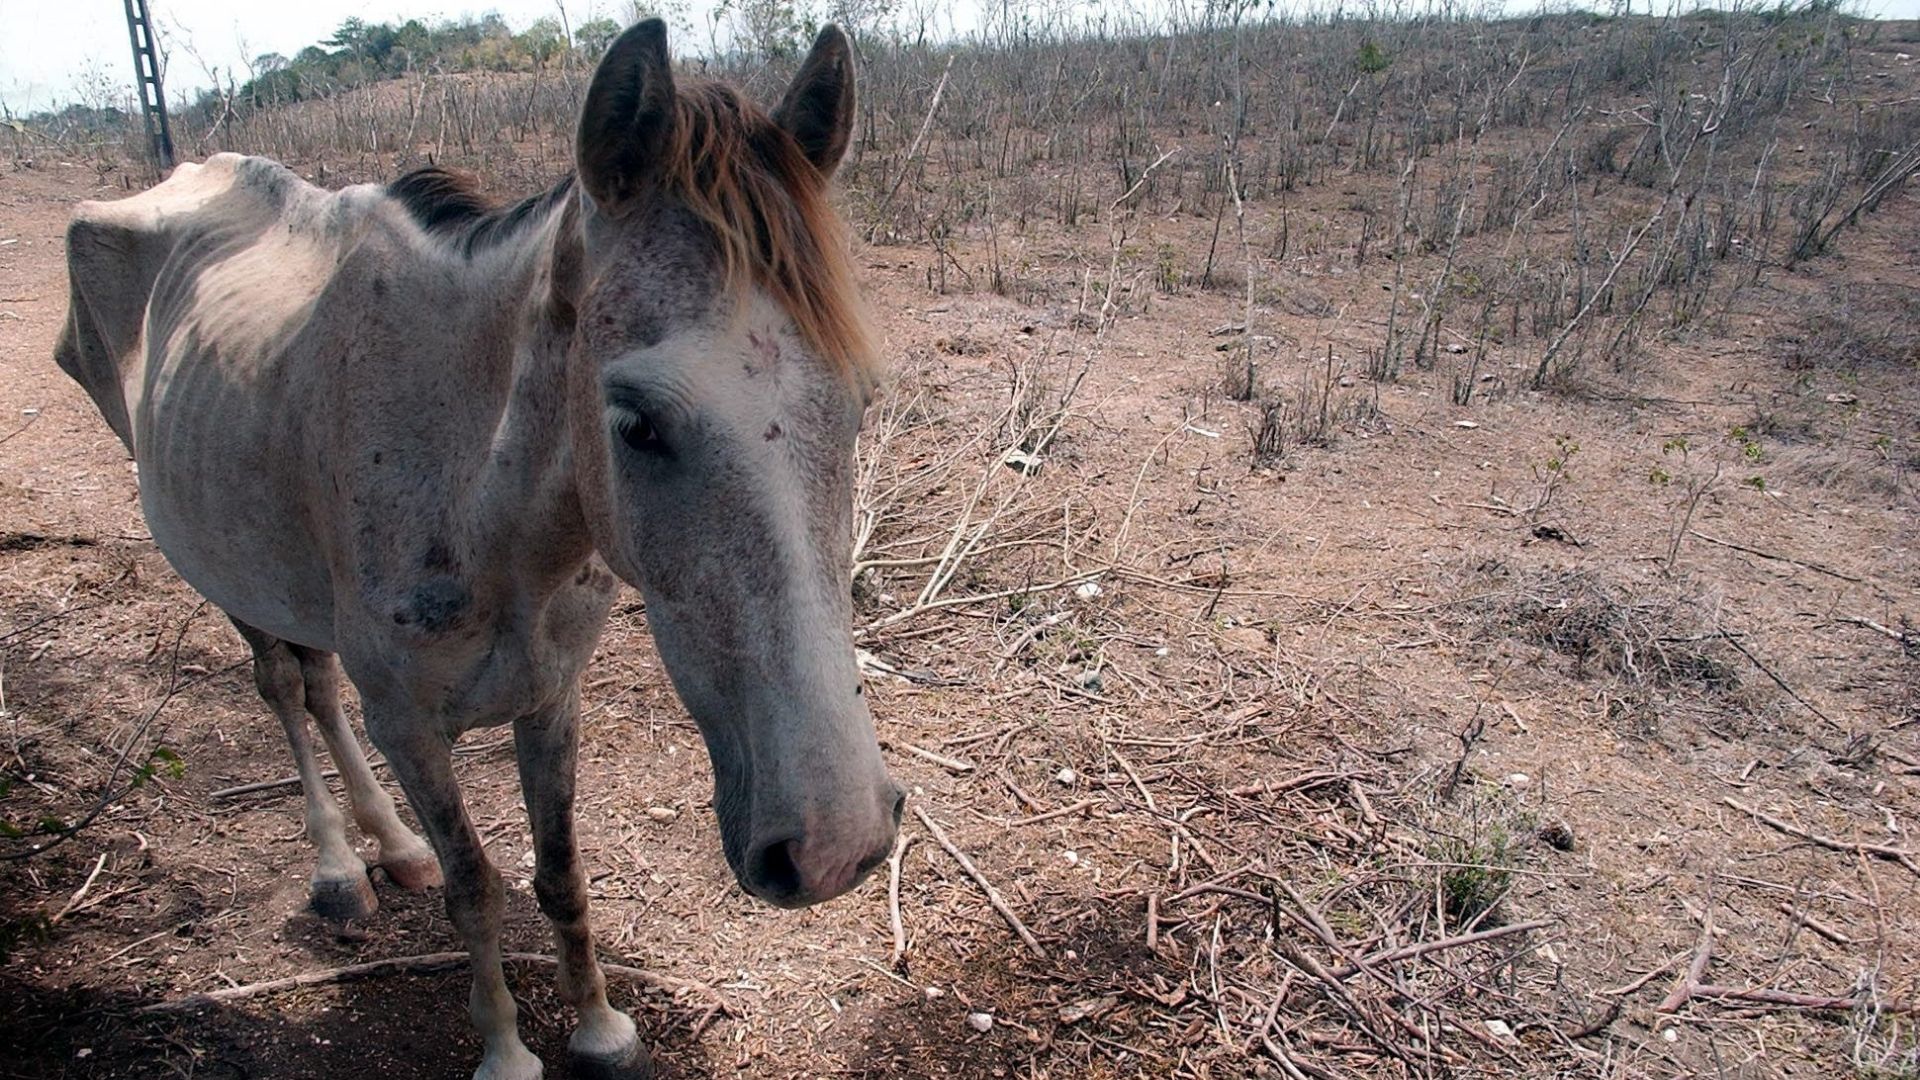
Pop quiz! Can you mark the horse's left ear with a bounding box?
[774,25,857,178]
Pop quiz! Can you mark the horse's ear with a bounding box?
[774,25,856,178]
[576,18,676,212]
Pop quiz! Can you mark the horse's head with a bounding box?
[559,20,899,908]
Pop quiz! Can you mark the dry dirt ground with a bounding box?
[2,107,1918,1078]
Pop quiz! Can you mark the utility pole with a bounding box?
[122,0,175,170]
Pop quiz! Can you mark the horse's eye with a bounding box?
[615,411,665,455]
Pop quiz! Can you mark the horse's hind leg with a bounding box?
[289,644,441,891]
[230,619,376,920]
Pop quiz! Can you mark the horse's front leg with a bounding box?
[368,711,542,1080]
[515,692,649,1079]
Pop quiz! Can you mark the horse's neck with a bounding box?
[458,215,593,589]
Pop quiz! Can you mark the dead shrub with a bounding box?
[1458,559,1741,695]
[1773,284,1920,371]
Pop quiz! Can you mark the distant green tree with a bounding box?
[1355,39,1390,74]
[575,17,622,57]
[517,16,568,68]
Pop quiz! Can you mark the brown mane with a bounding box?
[659,79,878,387]
[387,81,877,386]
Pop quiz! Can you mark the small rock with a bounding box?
[646,806,678,823]
[1484,1019,1519,1044]
[1539,819,1576,851]
[1445,342,1468,354]
[924,985,945,1000]
[1074,581,1102,599]
[1505,772,1531,789]
[1055,767,1078,785]
[1338,375,1356,387]
[1454,419,1480,429]
[966,1012,994,1033]
[1058,995,1118,1024]
[1076,669,1103,690]
[1002,449,1044,474]
[1062,850,1079,866]
[1218,626,1268,653]
[1824,393,1858,405]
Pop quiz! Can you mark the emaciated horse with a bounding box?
[55,20,900,1079]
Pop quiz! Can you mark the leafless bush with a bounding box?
[1246,348,1377,467]
[1774,283,1920,370]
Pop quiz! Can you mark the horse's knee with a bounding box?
[533,870,588,927]
[444,861,506,937]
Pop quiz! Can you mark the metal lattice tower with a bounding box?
[122,0,175,169]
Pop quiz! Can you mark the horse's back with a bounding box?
[55,153,390,647]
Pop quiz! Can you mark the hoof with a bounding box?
[310,873,378,921]
[381,850,443,891]
[473,1042,544,1080]
[570,1040,651,1080]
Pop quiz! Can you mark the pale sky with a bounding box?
[3,0,1917,114]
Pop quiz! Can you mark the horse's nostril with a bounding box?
[889,786,907,826]
[750,838,804,901]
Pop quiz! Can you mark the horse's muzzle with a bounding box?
[740,781,905,907]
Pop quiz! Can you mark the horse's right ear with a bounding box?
[576,19,676,213]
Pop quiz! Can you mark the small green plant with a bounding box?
[1522,435,1580,518]
[1728,425,1767,464]
[1655,436,1719,574]
[1355,40,1391,73]
[1436,836,1513,923]
[1,745,185,852]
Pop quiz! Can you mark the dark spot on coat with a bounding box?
[422,540,460,573]
[371,275,388,298]
[764,421,783,441]
[393,578,471,633]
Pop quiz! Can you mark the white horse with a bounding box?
[56,20,900,1079]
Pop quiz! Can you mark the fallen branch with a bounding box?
[1006,798,1102,826]
[48,852,109,925]
[1689,530,1862,583]
[1658,898,1716,1013]
[888,741,974,775]
[1689,984,1861,1011]
[1777,901,1855,946]
[1223,771,1359,799]
[912,804,1048,959]
[1340,918,1554,977]
[136,951,732,1017]
[1717,631,1843,732]
[887,830,914,968]
[1838,615,1915,648]
[1724,797,1920,877]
